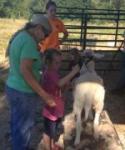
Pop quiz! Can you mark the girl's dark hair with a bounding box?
[46,1,57,10]
[70,48,79,55]
[44,48,61,65]
[70,48,81,62]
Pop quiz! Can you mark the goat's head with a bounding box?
[80,49,104,74]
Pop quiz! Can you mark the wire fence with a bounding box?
[32,8,125,72]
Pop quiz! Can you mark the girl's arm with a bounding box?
[62,31,68,42]
[60,31,68,45]
[20,59,56,107]
[58,64,80,87]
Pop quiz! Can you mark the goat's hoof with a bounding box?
[74,139,80,146]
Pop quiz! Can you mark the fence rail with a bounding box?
[33,8,125,51]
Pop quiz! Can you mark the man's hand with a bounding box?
[43,95,56,107]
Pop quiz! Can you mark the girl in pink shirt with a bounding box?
[41,49,80,150]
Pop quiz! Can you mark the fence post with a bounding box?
[80,9,84,48]
[115,9,120,47]
[83,12,87,50]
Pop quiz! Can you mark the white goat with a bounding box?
[73,52,105,145]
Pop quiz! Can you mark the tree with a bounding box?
[0,0,125,18]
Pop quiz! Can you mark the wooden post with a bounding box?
[115,9,120,47]
[83,12,87,50]
[80,9,84,48]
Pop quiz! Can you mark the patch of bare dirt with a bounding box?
[0,70,125,150]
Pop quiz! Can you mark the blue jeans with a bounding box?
[5,86,38,150]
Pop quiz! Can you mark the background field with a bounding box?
[0,18,27,64]
[0,18,125,64]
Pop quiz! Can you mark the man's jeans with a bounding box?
[5,86,38,150]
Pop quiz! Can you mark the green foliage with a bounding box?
[0,0,125,18]
[0,0,32,18]
[31,0,45,12]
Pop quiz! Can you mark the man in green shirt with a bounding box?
[7,30,42,93]
[6,15,56,150]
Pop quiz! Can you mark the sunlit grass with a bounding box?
[0,18,125,63]
[0,18,27,63]
[0,18,27,94]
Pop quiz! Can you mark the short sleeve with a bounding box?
[20,40,39,60]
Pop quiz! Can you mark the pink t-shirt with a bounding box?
[42,69,64,121]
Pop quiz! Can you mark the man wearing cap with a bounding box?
[5,15,56,150]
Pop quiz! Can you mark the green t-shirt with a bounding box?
[6,30,42,93]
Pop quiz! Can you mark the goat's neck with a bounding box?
[80,69,96,76]
[80,62,96,75]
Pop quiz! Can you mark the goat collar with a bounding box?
[84,56,94,70]
[80,56,94,74]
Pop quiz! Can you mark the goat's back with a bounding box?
[73,72,105,113]
[75,72,103,85]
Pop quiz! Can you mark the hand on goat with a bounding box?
[72,64,80,74]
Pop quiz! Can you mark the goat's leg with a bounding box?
[74,111,82,146]
[89,109,93,120]
[94,109,102,139]
[94,112,100,126]
[94,101,104,126]
[94,98,104,126]
[93,100,104,139]
[84,104,91,121]
[93,110,102,139]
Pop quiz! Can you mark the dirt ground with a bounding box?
[0,69,125,150]
[103,71,125,150]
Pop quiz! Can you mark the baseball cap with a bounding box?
[31,14,52,37]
